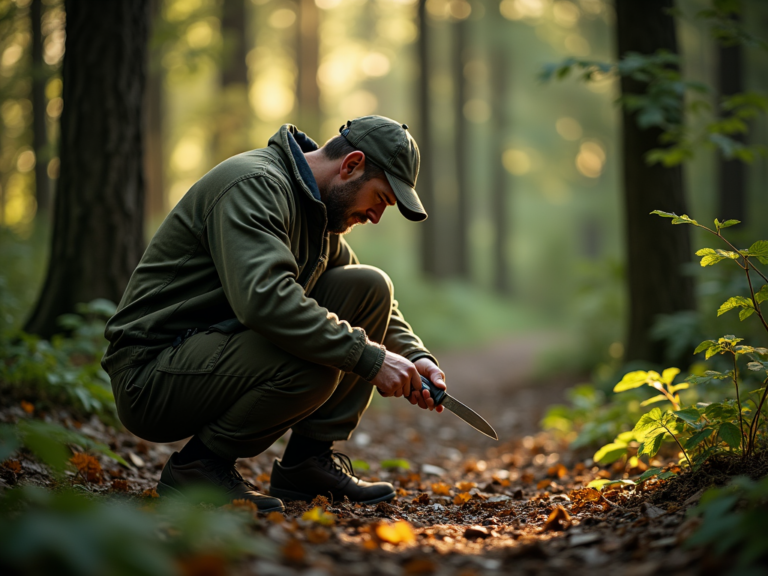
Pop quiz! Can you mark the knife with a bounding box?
[420,376,498,440]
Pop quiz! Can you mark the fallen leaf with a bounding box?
[413,492,430,505]
[256,472,271,483]
[431,482,451,495]
[453,492,472,505]
[176,553,228,576]
[570,487,601,502]
[282,539,305,564]
[310,494,330,508]
[70,453,103,483]
[306,526,330,544]
[403,557,437,574]
[463,459,487,473]
[302,506,336,526]
[396,487,409,497]
[543,505,572,532]
[128,452,145,468]
[464,525,492,539]
[142,488,159,498]
[547,463,568,479]
[267,511,285,524]
[375,520,416,544]
[20,401,34,414]
[536,479,552,490]
[226,499,259,515]
[456,481,477,492]
[520,472,535,484]
[111,478,129,492]
[2,460,22,474]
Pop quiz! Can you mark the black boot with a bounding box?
[269,450,395,504]
[158,452,285,512]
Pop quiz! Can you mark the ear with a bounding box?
[339,151,366,181]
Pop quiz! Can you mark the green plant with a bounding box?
[0,299,117,418]
[686,475,768,574]
[591,215,768,471]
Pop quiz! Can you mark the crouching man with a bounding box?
[102,116,446,512]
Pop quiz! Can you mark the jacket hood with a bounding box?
[268,125,322,203]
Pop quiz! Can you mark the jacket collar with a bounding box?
[268,125,322,203]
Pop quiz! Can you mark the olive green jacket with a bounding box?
[102,125,434,381]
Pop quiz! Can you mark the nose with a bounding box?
[367,203,386,224]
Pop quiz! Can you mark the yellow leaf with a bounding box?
[453,492,472,505]
[431,482,451,495]
[301,506,336,526]
[456,481,477,491]
[375,520,416,544]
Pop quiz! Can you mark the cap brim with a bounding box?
[385,172,427,222]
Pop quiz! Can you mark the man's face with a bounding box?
[322,175,396,235]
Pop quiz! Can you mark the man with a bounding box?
[102,115,446,513]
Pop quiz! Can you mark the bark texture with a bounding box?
[144,0,165,221]
[454,17,469,279]
[30,0,50,215]
[297,0,320,140]
[491,48,511,295]
[25,0,148,337]
[717,38,746,223]
[615,0,695,364]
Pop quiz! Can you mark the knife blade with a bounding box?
[420,376,498,440]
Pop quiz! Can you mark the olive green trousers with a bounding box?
[111,265,392,460]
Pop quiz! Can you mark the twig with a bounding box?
[661,424,693,468]
[731,353,746,457]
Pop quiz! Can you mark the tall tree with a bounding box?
[716,27,746,223]
[453,15,470,279]
[491,48,511,294]
[144,0,165,223]
[296,0,320,139]
[221,0,248,87]
[30,0,49,216]
[615,0,695,364]
[417,0,438,277]
[25,1,149,337]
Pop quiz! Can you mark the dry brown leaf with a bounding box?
[70,453,103,483]
[547,463,568,479]
[396,487,408,497]
[463,459,487,473]
[266,511,285,524]
[431,482,451,495]
[176,553,228,576]
[543,505,572,532]
[2,460,22,474]
[413,492,430,505]
[403,557,437,574]
[111,479,129,492]
[453,492,472,505]
[570,487,601,502]
[282,538,306,564]
[456,481,477,492]
[536,479,552,490]
[306,526,331,544]
[375,520,416,544]
[520,472,535,484]
[256,472,271,483]
[226,499,259,515]
[20,401,34,414]
[142,488,159,498]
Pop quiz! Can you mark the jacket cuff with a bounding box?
[352,343,386,381]
[405,352,439,367]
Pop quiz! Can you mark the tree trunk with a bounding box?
[296,0,320,140]
[417,0,438,277]
[144,0,165,222]
[615,0,695,365]
[30,0,50,216]
[453,16,469,279]
[491,48,511,295]
[717,37,746,223]
[221,0,248,87]
[25,0,148,338]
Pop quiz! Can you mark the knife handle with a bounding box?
[420,375,446,406]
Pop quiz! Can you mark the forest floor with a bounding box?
[0,335,743,575]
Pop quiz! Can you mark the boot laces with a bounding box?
[319,450,358,480]
[206,460,256,491]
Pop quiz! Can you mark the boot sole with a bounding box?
[269,486,396,505]
[157,481,286,513]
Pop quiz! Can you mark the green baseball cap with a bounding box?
[339,115,427,222]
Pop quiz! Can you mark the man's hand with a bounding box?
[407,358,446,413]
[371,350,421,398]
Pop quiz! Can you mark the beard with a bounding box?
[321,178,368,235]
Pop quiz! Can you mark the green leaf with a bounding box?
[747,240,768,257]
[755,285,768,305]
[694,340,716,355]
[739,307,755,321]
[638,432,665,458]
[380,458,411,470]
[674,408,701,424]
[718,422,742,449]
[351,459,370,472]
[587,479,635,490]
[640,394,669,407]
[593,442,628,464]
[705,345,724,359]
[684,428,713,450]
[661,367,680,385]
[717,296,754,317]
[669,382,690,393]
[636,468,662,483]
[718,219,740,229]
[614,371,652,392]
[747,361,768,373]
[633,407,664,433]
[650,210,677,219]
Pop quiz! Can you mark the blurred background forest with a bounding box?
[1,0,768,377]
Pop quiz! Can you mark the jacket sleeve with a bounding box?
[205,175,381,375]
